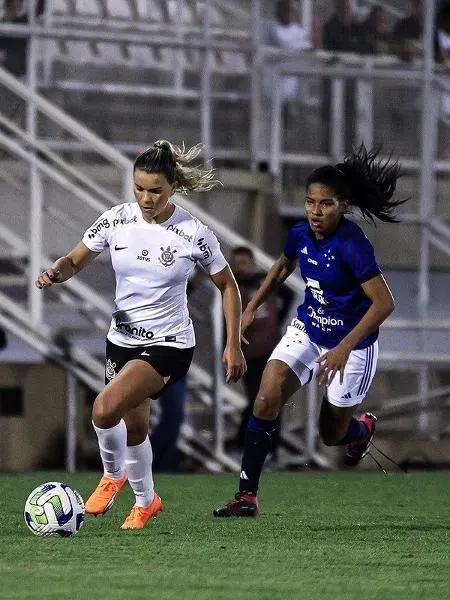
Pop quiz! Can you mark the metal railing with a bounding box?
[0,0,448,461]
[0,62,318,471]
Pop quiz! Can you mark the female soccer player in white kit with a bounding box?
[36,141,246,529]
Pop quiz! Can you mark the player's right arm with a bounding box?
[242,253,297,334]
[35,242,99,289]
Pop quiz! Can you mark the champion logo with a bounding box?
[301,246,308,255]
[240,470,249,480]
[341,392,352,399]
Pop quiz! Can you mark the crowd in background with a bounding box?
[266,0,450,64]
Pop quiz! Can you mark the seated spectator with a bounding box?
[392,0,423,62]
[358,6,391,55]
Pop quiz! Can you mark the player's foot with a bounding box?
[85,473,128,516]
[345,413,377,466]
[213,492,259,517]
[120,493,163,529]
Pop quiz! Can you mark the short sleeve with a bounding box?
[340,231,381,283]
[283,226,301,260]
[192,225,228,275]
[82,210,112,253]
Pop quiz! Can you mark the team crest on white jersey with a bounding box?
[105,359,117,381]
[159,246,177,267]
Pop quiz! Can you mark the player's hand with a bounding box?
[240,307,256,346]
[222,344,247,383]
[35,267,62,289]
[315,342,352,385]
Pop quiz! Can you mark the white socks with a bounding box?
[125,436,155,507]
[93,419,127,480]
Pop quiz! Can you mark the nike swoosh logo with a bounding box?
[114,245,128,251]
[141,351,150,356]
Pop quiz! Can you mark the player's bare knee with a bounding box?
[253,391,281,420]
[92,392,121,427]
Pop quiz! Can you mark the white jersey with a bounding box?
[82,202,228,348]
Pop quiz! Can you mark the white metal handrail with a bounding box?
[0,66,130,171]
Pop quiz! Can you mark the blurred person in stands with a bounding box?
[436,2,450,65]
[321,0,362,153]
[322,0,362,54]
[435,3,450,122]
[149,268,206,472]
[214,145,407,517]
[259,0,312,171]
[392,0,423,62]
[358,6,392,55]
[35,140,246,529]
[0,0,45,78]
[150,375,187,472]
[230,246,294,462]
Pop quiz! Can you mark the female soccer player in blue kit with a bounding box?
[214,145,406,517]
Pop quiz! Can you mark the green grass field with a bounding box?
[0,471,449,600]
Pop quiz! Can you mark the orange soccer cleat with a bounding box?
[120,493,163,529]
[85,473,128,516]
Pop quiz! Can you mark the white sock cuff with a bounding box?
[93,419,126,436]
[126,436,151,457]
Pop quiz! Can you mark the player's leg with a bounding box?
[214,319,319,517]
[319,341,378,464]
[120,399,163,529]
[213,360,302,517]
[86,359,166,516]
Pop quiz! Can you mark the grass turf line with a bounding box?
[0,471,448,600]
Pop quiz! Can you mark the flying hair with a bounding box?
[133,140,221,193]
[307,144,409,224]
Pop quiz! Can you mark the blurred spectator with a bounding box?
[230,246,294,460]
[436,2,450,66]
[259,0,312,170]
[322,0,362,54]
[0,0,45,77]
[358,6,391,55]
[0,325,7,351]
[150,376,187,472]
[436,2,450,122]
[321,0,360,153]
[392,0,423,62]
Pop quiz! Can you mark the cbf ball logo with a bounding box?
[159,246,177,267]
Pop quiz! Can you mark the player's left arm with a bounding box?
[317,274,395,384]
[210,266,247,384]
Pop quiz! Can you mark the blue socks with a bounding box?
[338,417,369,445]
[239,416,277,495]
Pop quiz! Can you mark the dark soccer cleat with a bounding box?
[345,413,377,466]
[213,492,260,517]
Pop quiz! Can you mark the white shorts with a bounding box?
[268,319,378,408]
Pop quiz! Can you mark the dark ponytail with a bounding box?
[307,144,408,224]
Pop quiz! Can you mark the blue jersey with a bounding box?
[283,217,381,349]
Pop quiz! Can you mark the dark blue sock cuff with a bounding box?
[248,415,277,434]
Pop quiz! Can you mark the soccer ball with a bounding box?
[24,481,85,537]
